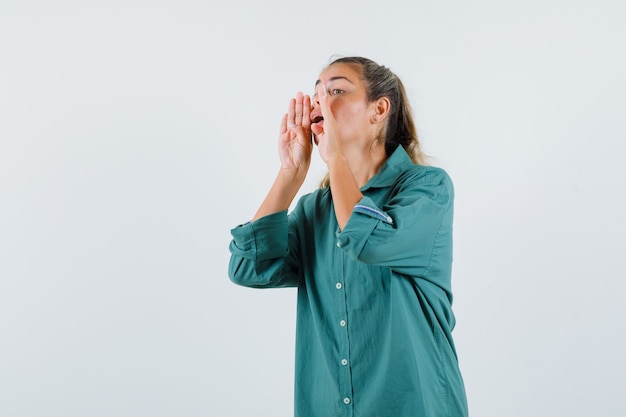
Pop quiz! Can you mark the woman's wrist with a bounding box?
[279,162,310,183]
[326,151,346,171]
[252,166,308,221]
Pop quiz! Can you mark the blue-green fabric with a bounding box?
[228,146,468,417]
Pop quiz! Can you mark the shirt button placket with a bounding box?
[339,307,351,412]
[335,251,352,415]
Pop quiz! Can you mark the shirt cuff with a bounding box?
[335,196,392,258]
[230,211,289,262]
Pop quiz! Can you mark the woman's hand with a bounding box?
[312,84,362,230]
[278,92,313,170]
[252,93,312,221]
[311,84,339,164]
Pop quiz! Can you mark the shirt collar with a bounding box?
[360,145,413,191]
[321,146,414,196]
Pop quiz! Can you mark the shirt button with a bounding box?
[336,283,342,289]
[340,320,346,327]
[343,397,351,405]
[341,359,348,366]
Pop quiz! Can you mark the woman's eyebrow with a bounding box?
[314,76,354,88]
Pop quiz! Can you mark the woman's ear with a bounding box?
[371,97,391,123]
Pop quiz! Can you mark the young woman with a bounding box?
[228,56,468,417]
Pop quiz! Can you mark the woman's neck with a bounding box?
[341,141,387,188]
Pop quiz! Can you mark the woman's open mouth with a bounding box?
[311,116,324,131]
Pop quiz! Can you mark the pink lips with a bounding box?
[311,115,324,130]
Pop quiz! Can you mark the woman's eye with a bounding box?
[330,89,343,96]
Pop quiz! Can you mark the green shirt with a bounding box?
[228,146,468,417]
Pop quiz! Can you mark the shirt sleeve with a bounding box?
[335,167,454,283]
[228,210,300,288]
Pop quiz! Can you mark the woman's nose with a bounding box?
[313,85,325,105]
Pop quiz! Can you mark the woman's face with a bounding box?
[311,63,377,145]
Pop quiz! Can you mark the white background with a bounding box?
[1,1,625,416]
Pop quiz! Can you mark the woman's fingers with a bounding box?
[288,92,312,129]
[278,93,314,169]
[287,97,296,128]
[294,92,303,127]
[302,95,311,128]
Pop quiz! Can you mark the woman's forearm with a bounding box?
[327,154,363,230]
[252,166,309,221]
